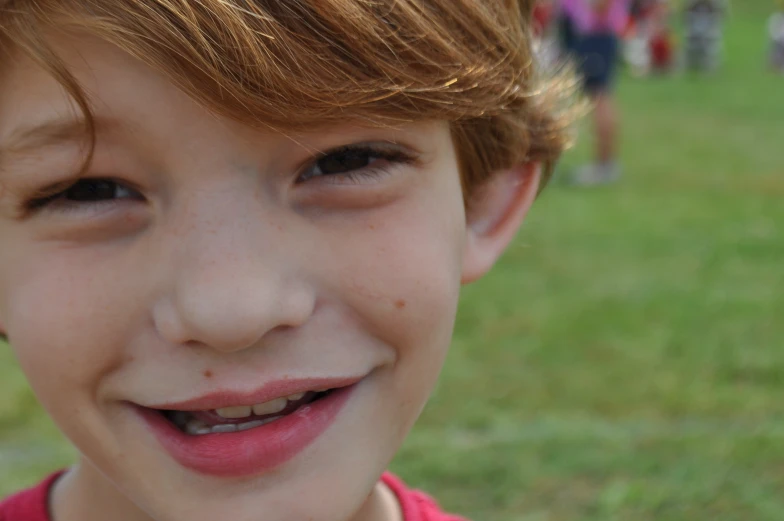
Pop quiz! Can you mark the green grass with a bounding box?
[2,2,783,519]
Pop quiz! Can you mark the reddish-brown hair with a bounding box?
[0,0,574,200]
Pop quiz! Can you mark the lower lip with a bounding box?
[137,385,356,477]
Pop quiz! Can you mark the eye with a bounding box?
[28,178,143,212]
[312,148,376,176]
[298,144,416,183]
[64,179,136,202]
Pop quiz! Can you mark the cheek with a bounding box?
[302,176,466,465]
[315,166,466,397]
[0,246,140,416]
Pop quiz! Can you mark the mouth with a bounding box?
[137,379,360,477]
[159,389,334,436]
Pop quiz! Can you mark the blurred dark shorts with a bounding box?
[559,15,620,95]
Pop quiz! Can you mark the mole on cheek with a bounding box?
[203,369,214,378]
[395,299,407,310]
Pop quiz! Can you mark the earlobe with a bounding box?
[461,163,541,284]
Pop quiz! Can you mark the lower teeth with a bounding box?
[184,415,283,435]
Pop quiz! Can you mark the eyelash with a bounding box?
[25,178,142,215]
[298,144,416,184]
[23,144,417,213]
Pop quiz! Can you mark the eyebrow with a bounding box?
[0,117,92,157]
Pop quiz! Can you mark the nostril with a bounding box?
[268,324,295,336]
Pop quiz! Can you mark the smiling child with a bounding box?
[0,1,570,520]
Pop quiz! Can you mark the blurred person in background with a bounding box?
[534,0,556,35]
[769,1,784,72]
[649,0,677,73]
[533,0,561,69]
[557,0,632,185]
[625,0,656,76]
[626,0,677,76]
[683,0,726,72]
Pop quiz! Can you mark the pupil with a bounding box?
[67,180,116,201]
[318,151,371,175]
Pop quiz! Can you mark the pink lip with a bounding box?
[146,377,362,411]
[137,378,360,477]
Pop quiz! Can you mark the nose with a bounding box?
[152,193,315,353]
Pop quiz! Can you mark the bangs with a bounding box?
[0,0,573,194]
[2,0,533,127]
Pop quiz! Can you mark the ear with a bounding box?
[461,163,541,284]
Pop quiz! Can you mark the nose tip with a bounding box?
[153,277,315,353]
[149,186,316,353]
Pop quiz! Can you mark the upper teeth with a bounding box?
[215,392,308,419]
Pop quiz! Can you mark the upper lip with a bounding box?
[143,377,363,411]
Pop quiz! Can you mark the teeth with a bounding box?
[200,391,316,425]
[259,415,283,426]
[215,405,252,419]
[252,398,287,416]
[184,416,285,436]
[211,424,238,433]
[175,386,326,437]
[184,418,212,436]
[237,420,265,431]
[237,416,282,431]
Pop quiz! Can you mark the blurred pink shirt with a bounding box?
[558,0,631,35]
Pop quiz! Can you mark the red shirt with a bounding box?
[382,473,468,521]
[0,472,61,521]
[0,471,467,521]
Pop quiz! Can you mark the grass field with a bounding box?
[1,2,782,519]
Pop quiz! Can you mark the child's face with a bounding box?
[0,33,535,521]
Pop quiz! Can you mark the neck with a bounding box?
[350,480,403,521]
[51,461,153,521]
[51,460,402,521]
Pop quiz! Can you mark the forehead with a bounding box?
[0,32,441,166]
[0,34,210,146]
[0,34,452,180]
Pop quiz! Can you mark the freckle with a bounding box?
[395,299,406,309]
[203,369,213,378]
[368,224,376,230]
